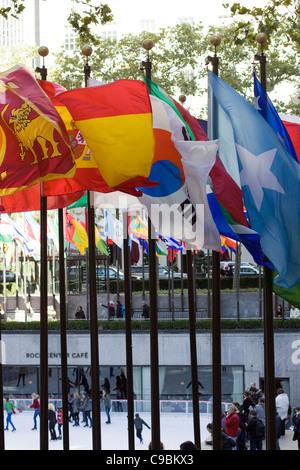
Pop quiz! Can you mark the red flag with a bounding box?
[39,79,157,198]
[0,184,85,213]
[0,65,75,196]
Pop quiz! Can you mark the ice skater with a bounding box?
[27,393,40,430]
[3,397,19,431]
[48,403,57,441]
[101,388,111,424]
[134,413,150,444]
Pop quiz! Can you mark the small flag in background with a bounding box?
[209,71,300,289]
[95,225,109,256]
[64,210,89,255]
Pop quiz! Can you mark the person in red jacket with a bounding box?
[224,406,240,449]
[27,393,40,430]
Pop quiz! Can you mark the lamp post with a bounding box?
[254,32,277,451]
[141,38,161,451]
[206,35,222,451]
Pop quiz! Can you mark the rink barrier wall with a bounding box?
[9,398,232,415]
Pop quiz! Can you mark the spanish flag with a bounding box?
[56,79,155,189]
[0,65,75,196]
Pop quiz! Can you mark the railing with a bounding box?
[9,398,232,414]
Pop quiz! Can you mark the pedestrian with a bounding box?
[57,408,63,439]
[101,301,115,319]
[240,390,254,426]
[81,392,92,428]
[275,305,283,318]
[141,300,150,319]
[102,377,111,393]
[101,388,111,424]
[255,398,266,425]
[204,423,236,450]
[27,393,40,430]
[247,409,265,450]
[3,397,19,431]
[179,440,199,450]
[276,388,290,436]
[116,300,125,319]
[276,412,282,450]
[290,305,300,318]
[292,407,300,450]
[48,403,57,441]
[134,413,150,444]
[70,391,81,426]
[148,441,164,450]
[224,406,240,449]
[75,305,85,319]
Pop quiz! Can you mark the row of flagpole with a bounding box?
[0,33,279,451]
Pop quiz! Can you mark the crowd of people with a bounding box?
[203,383,297,450]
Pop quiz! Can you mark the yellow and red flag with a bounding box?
[55,79,155,190]
[0,65,75,196]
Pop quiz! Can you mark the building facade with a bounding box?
[2,329,299,409]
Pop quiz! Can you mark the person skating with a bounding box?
[101,389,111,424]
[134,413,150,444]
[3,397,19,431]
[27,393,40,430]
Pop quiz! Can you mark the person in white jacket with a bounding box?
[275,389,290,436]
[290,305,300,318]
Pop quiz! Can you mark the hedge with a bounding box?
[1,318,299,331]
[108,275,260,293]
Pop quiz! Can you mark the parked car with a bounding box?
[130,265,187,279]
[0,270,18,283]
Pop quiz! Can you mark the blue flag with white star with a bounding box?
[209,71,300,289]
[253,71,298,163]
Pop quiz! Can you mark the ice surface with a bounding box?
[3,411,212,451]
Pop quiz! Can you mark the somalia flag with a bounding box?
[209,71,300,289]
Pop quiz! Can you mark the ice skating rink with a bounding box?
[3,411,212,451]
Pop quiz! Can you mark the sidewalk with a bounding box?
[277,429,297,450]
[202,429,298,451]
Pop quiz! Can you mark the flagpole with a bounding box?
[255,32,277,451]
[35,46,49,451]
[58,208,70,450]
[82,46,102,450]
[178,93,201,449]
[207,35,222,451]
[142,39,161,450]
[123,211,135,449]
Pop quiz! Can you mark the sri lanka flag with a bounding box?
[0,65,75,195]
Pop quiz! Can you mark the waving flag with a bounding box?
[0,216,14,243]
[64,210,89,255]
[128,211,148,240]
[253,71,298,163]
[138,78,221,250]
[279,114,300,163]
[209,71,300,289]
[1,213,34,254]
[24,213,41,256]
[55,79,155,191]
[0,65,75,195]
[104,210,123,249]
[95,225,109,256]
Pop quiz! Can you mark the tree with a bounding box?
[0,0,113,43]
